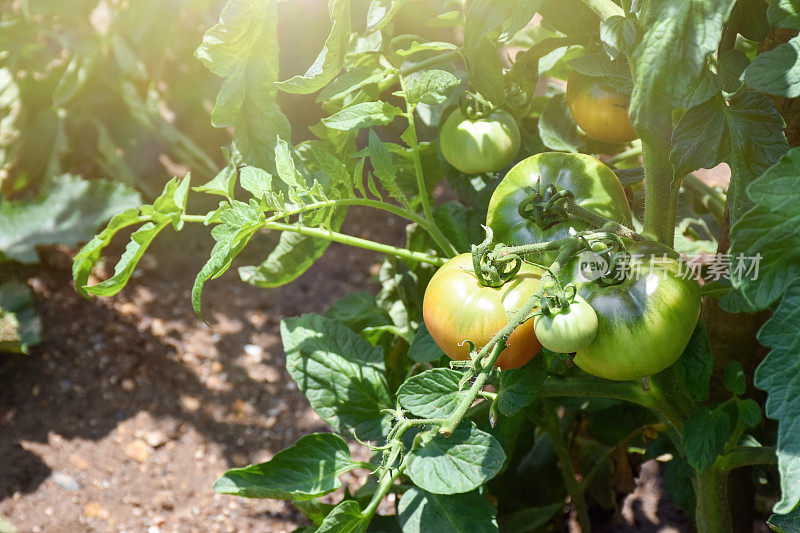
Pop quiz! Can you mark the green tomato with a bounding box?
[422,254,543,370]
[486,152,632,263]
[533,295,598,354]
[439,109,521,175]
[560,241,701,381]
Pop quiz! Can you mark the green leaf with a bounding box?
[213,433,359,500]
[0,174,141,264]
[366,0,408,33]
[671,322,713,403]
[325,291,393,334]
[768,505,800,532]
[397,487,499,532]
[195,0,290,172]
[239,166,274,199]
[737,398,762,428]
[744,35,800,97]
[600,15,637,59]
[322,102,403,131]
[194,164,237,199]
[497,356,546,416]
[754,279,800,513]
[275,0,350,94]
[282,314,394,441]
[193,201,265,317]
[537,93,582,152]
[368,131,407,205]
[682,406,733,471]
[396,41,459,58]
[406,422,506,494]
[630,0,736,136]
[499,502,564,533]
[463,0,538,105]
[728,0,770,40]
[317,500,368,533]
[239,209,346,289]
[317,66,386,103]
[723,361,747,395]
[670,91,788,223]
[0,68,21,171]
[397,369,469,418]
[405,70,459,105]
[769,0,800,29]
[72,208,143,297]
[0,281,41,354]
[293,500,337,526]
[431,202,485,254]
[729,147,800,309]
[407,324,445,363]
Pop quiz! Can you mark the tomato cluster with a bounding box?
[424,143,700,380]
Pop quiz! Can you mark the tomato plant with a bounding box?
[423,253,542,370]
[61,0,800,531]
[439,108,521,174]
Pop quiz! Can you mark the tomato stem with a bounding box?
[641,131,680,246]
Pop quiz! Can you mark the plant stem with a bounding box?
[694,466,732,533]
[682,174,727,224]
[361,464,404,520]
[641,131,680,246]
[540,400,592,532]
[717,446,777,472]
[264,221,446,266]
[564,199,645,241]
[398,75,458,258]
[605,142,642,165]
[540,377,655,409]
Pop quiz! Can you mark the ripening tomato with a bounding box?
[560,241,701,381]
[566,71,637,144]
[533,295,598,354]
[486,152,632,264]
[423,254,543,370]
[439,109,521,174]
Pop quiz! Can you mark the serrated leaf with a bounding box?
[600,15,637,59]
[282,314,394,441]
[0,282,41,354]
[663,457,696,514]
[322,102,403,131]
[239,166,274,199]
[405,70,458,105]
[723,361,747,395]
[397,369,468,418]
[406,422,506,494]
[670,91,788,223]
[769,0,800,29]
[538,93,582,152]
[744,35,800,98]
[367,130,408,205]
[317,66,386,103]
[397,487,498,533]
[497,356,546,417]
[195,0,290,172]
[754,279,800,513]
[318,500,368,533]
[671,322,713,403]
[275,0,350,94]
[768,505,800,532]
[214,433,359,500]
[729,148,800,309]
[630,0,736,136]
[407,324,445,363]
[738,399,762,428]
[0,175,141,264]
[194,164,237,199]
[193,201,265,317]
[682,406,733,471]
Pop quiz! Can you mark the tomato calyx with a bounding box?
[458,91,496,121]
[518,184,576,230]
[469,227,525,288]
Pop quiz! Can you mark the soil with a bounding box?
[0,202,723,533]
